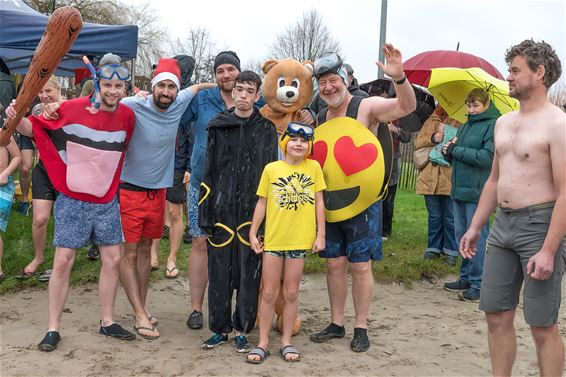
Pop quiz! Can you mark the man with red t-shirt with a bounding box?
[8,53,136,352]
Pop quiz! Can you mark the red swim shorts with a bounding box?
[119,188,166,243]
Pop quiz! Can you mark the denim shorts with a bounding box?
[53,193,123,248]
[188,184,206,238]
[320,201,382,263]
[264,249,307,259]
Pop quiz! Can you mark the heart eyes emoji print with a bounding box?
[312,117,385,222]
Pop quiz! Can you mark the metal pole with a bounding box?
[378,0,388,78]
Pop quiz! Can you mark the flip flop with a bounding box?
[151,265,159,271]
[16,270,37,280]
[246,346,270,364]
[280,345,301,362]
[147,314,158,327]
[0,272,5,282]
[165,266,179,279]
[38,269,52,282]
[133,325,159,340]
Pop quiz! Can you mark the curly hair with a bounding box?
[505,39,562,88]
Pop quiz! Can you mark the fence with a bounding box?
[397,133,419,191]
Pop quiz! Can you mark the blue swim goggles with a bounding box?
[286,122,315,141]
[97,64,130,81]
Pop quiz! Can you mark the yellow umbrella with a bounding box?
[427,67,519,123]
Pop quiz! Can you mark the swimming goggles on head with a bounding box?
[97,64,130,81]
[286,122,315,141]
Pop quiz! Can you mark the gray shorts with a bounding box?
[53,193,123,249]
[479,203,565,327]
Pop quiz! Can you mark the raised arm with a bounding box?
[369,43,416,123]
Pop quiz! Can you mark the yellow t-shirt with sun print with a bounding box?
[256,159,326,251]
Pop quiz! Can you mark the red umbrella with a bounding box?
[404,50,504,86]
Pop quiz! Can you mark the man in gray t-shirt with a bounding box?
[118,57,213,340]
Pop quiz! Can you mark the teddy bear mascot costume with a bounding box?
[258,59,316,335]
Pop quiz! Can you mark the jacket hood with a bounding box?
[468,101,501,123]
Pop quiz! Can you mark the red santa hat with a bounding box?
[151,58,181,89]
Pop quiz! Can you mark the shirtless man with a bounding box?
[460,40,565,376]
[309,44,416,352]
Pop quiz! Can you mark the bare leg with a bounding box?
[98,245,121,326]
[19,149,33,206]
[531,324,564,377]
[249,253,282,362]
[136,238,152,309]
[326,256,348,326]
[24,199,53,274]
[281,258,304,360]
[47,248,76,331]
[119,242,152,329]
[188,236,208,312]
[166,202,183,270]
[150,239,159,269]
[350,261,374,329]
[486,310,517,377]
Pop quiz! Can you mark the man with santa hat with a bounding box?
[118,58,214,340]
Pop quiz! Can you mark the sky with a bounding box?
[122,0,565,87]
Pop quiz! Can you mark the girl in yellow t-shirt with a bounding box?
[247,122,326,364]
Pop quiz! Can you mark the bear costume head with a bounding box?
[260,59,314,134]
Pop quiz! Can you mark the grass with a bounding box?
[0,189,459,294]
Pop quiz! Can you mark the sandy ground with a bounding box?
[1,273,564,377]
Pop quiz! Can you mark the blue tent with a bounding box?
[0,0,138,76]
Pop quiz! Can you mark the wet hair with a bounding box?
[505,39,562,88]
[235,70,261,92]
[466,88,489,105]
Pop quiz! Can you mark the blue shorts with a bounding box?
[188,184,206,238]
[0,177,15,232]
[53,194,123,248]
[319,201,382,263]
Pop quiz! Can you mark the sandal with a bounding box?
[165,266,179,279]
[280,345,301,362]
[133,324,159,340]
[246,346,270,364]
[38,269,52,282]
[16,270,37,280]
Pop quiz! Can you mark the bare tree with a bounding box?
[26,0,166,77]
[269,9,342,62]
[169,28,219,83]
[26,0,122,23]
[123,2,166,77]
[549,81,566,110]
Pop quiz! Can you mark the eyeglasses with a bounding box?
[97,64,130,81]
[286,122,314,141]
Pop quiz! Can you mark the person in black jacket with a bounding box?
[198,71,278,352]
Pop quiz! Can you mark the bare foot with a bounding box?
[247,343,269,362]
[24,257,44,275]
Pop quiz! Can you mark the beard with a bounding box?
[153,92,176,110]
[219,79,235,93]
[320,86,347,108]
